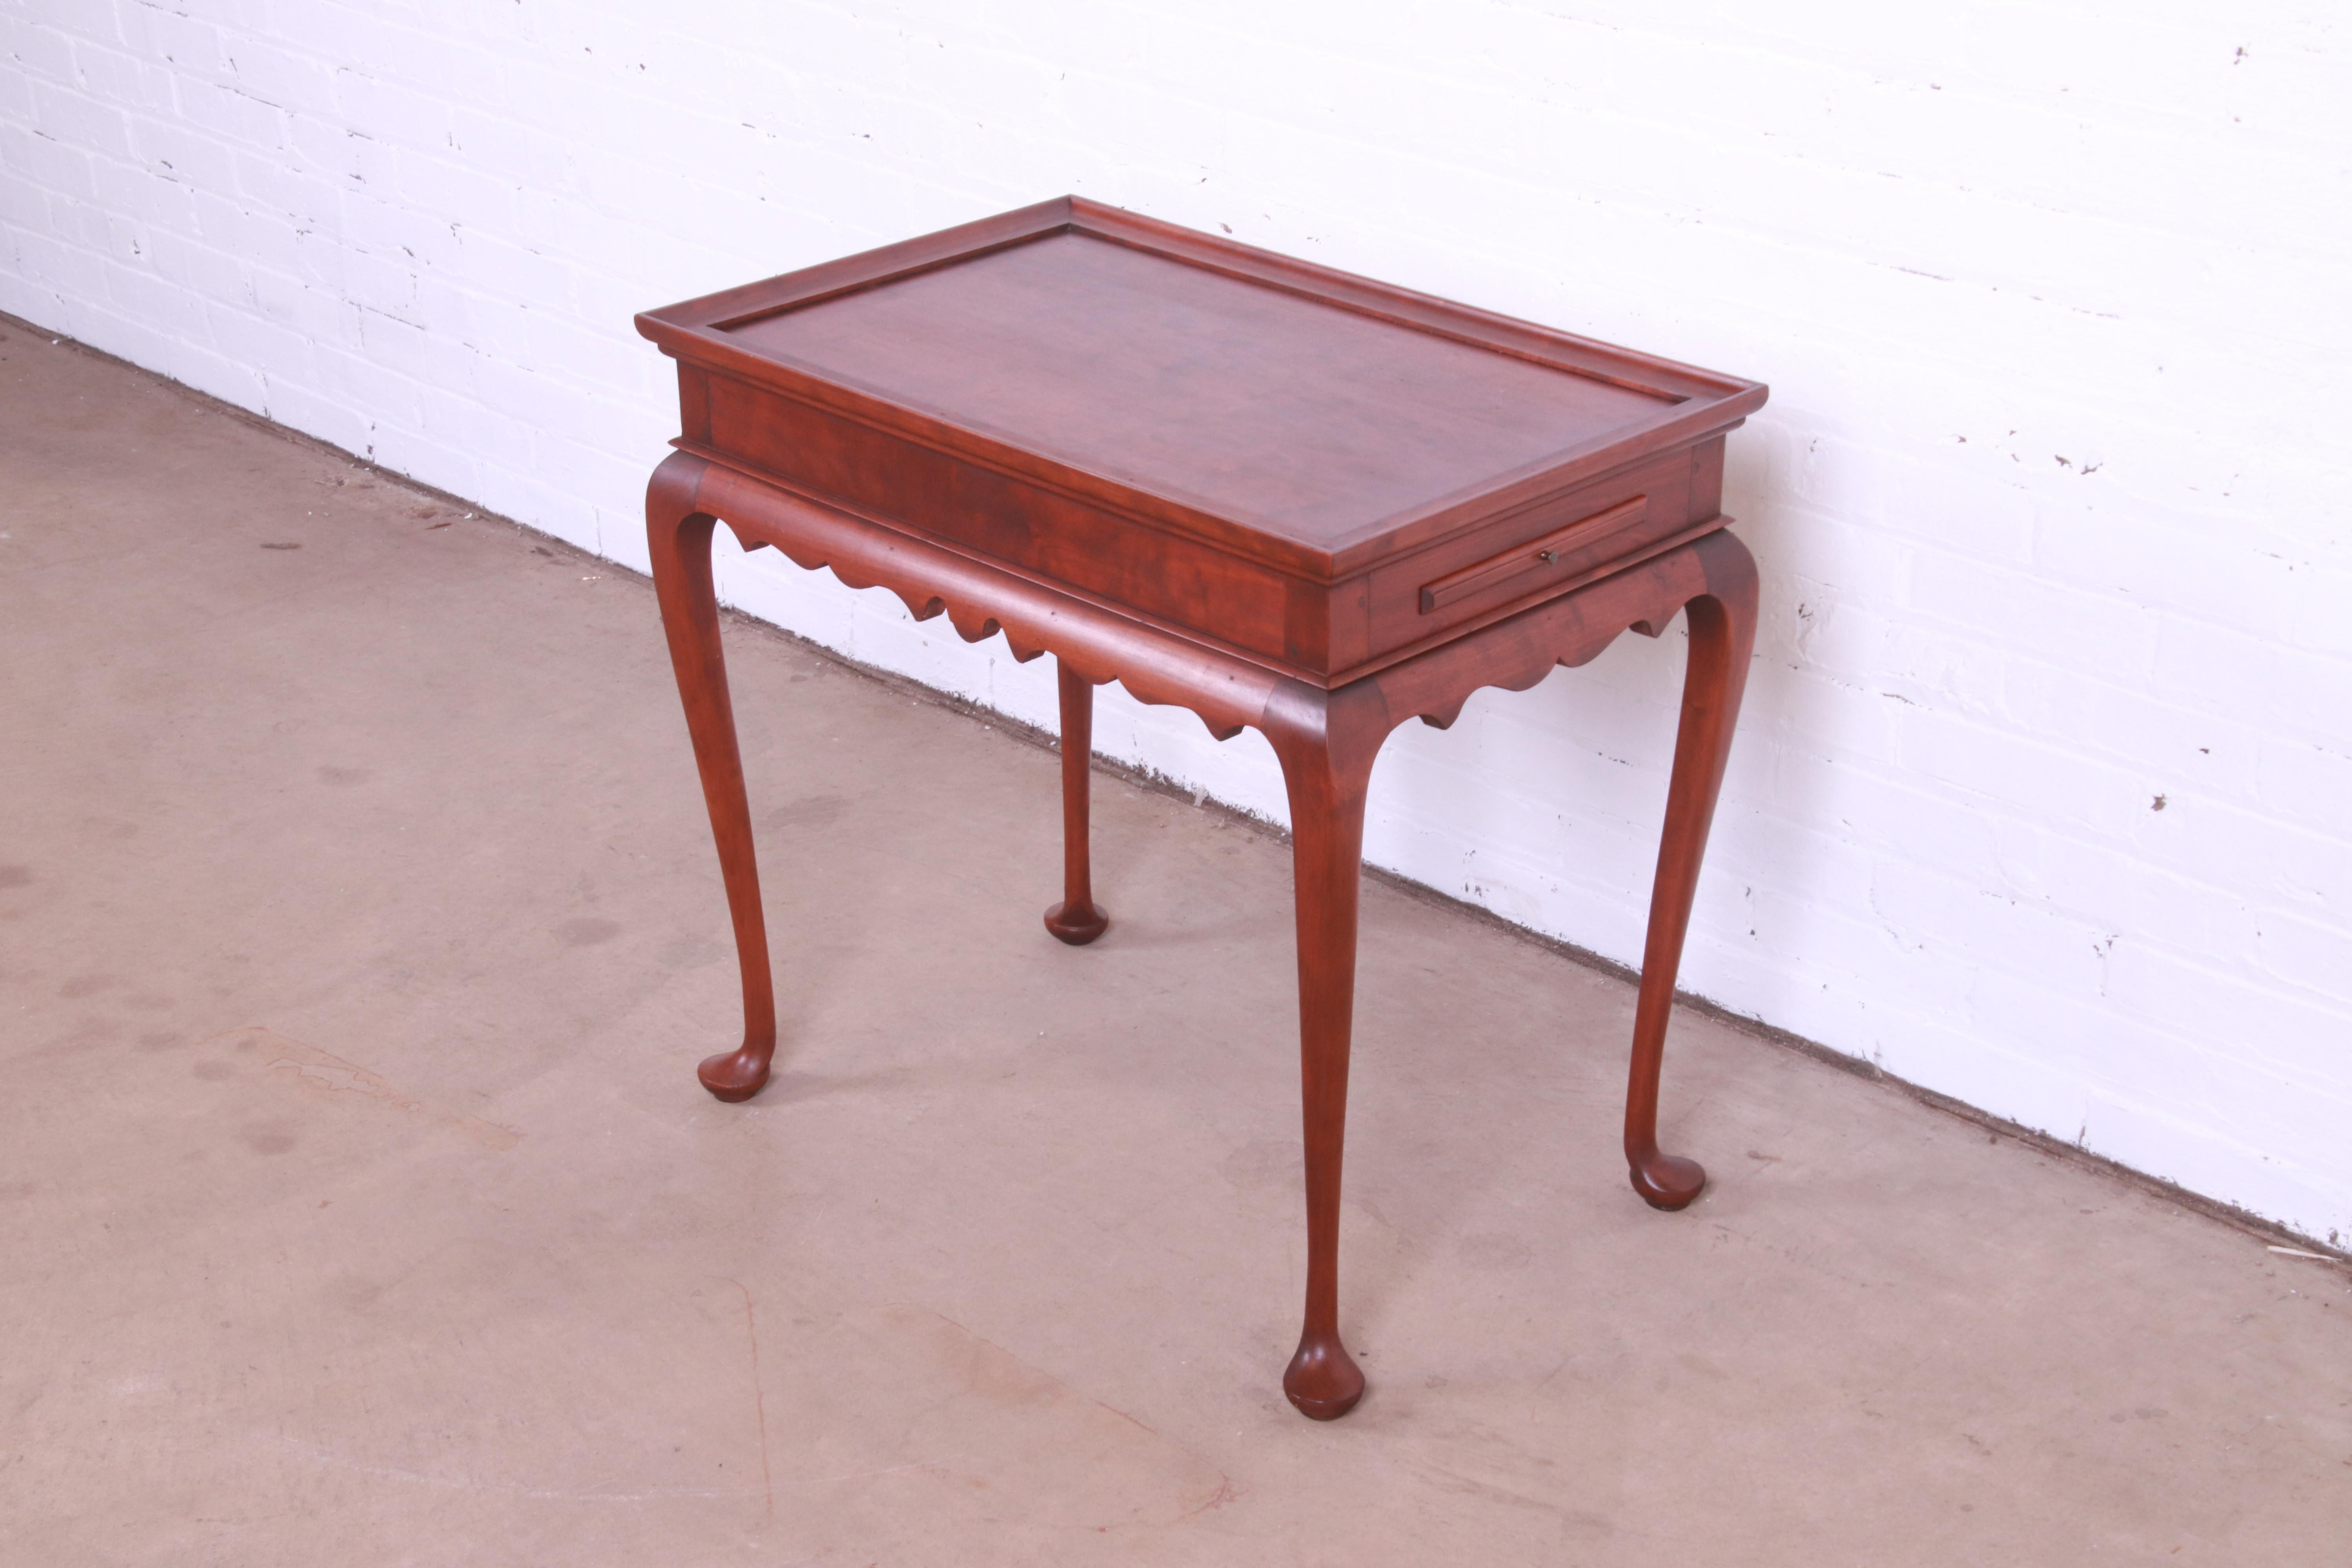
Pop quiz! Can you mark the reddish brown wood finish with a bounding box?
[1626,559,1757,1210]
[636,200,1767,1422]
[646,458,776,1105]
[1043,662,1109,945]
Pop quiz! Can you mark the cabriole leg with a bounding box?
[1043,659,1110,945]
[647,457,777,1103]
[1265,683,1387,1420]
[1624,535,1759,1209]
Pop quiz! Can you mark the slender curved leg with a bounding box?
[1624,536,1759,1209]
[1264,682,1389,1420]
[647,456,778,1103]
[1043,660,1110,945]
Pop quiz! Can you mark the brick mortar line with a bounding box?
[15,304,2345,1269]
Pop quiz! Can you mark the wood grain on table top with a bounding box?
[721,230,1672,551]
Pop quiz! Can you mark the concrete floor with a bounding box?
[2,328,2347,1566]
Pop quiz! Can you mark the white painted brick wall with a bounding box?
[6,0,2347,1242]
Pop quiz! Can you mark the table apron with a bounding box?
[654,449,1749,751]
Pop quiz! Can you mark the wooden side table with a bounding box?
[635,198,1766,1420]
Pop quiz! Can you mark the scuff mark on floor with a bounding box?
[723,1276,777,1519]
[263,1434,762,1501]
[198,1026,522,1151]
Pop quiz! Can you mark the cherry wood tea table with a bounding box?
[635,197,1766,1421]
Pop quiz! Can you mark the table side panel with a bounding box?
[695,367,1327,670]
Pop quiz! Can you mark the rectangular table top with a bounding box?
[637,197,1765,684]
